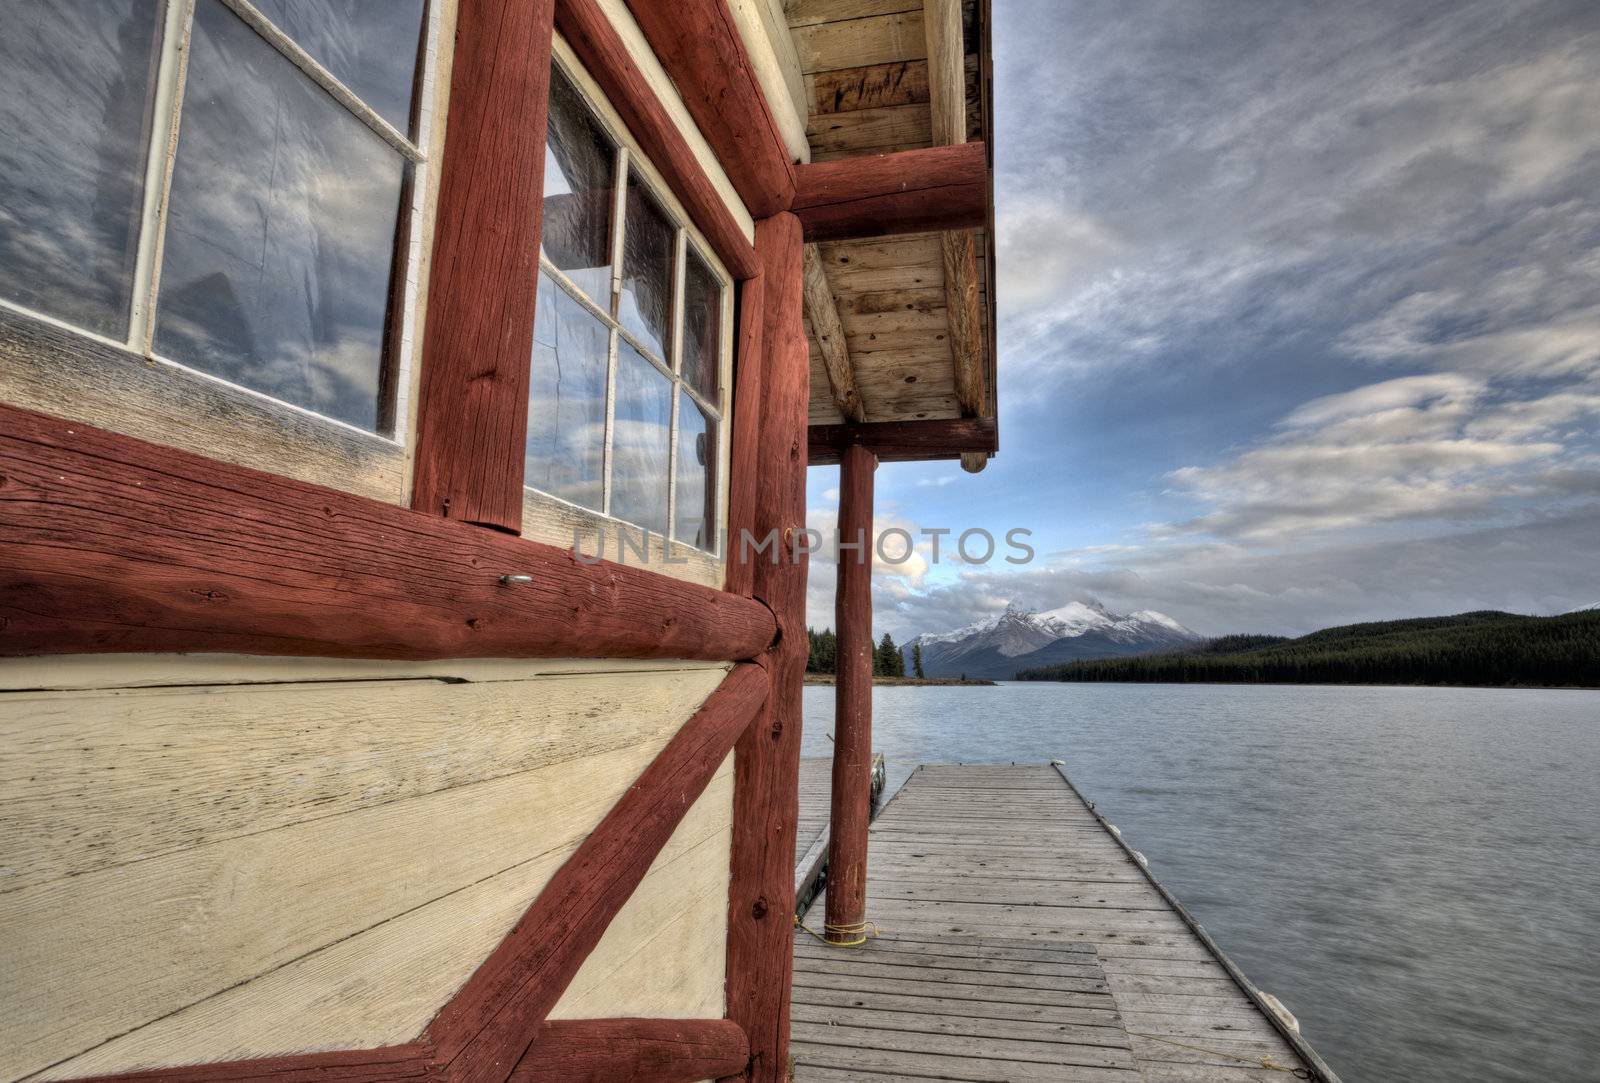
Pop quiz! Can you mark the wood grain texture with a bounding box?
[723,213,810,1083]
[792,142,987,242]
[623,0,797,217]
[410,0,555,531]
[557,0,759,279]
[0,308,405,505]
[825,443,875,941]
[729,0,809,163]
[510,1018,747,1083]
[723,274,765,598]
[801,245,865,423]
[425,663,769,1083]
[37,758,736,1082]
[0,666,726,893]
[0,403,774,662]
[792,10,926,74]
[807,417,996,464]
[53,1044,438,1083]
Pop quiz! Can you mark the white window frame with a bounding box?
[0,0,443,444]
[530,41,735,561]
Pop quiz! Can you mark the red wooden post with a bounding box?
[723,213,809,1083]
[826,442,877,943]
[411,0,557,532]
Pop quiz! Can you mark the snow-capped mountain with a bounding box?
[908,601,1202,679]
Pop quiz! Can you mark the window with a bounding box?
[529,65,728,556]
[0,0,434,436]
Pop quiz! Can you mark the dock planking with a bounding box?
[796,753,885,912]
[792,764,1334,1081]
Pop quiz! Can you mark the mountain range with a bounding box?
[907,601,1202,680]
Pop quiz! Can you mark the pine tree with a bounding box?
[912,642,926,679]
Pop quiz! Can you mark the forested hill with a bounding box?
[1014,610,1600,687]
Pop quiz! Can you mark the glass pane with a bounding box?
[611,342,671,537]
[526,273,607,511]
[0,0,161,337]
[251,0,428,132]
[675,390,717,552]
[156,0,407,433]
[618,172,674,359]
[543,69,613,306]
[680,252,721,401]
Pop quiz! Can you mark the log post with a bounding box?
[723,213,810,1083]
[826,442,876,943]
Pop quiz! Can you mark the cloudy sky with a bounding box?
[805,0,1600,639]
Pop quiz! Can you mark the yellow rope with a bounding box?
[1129,1032,1311,1078]
[794,914,879,947]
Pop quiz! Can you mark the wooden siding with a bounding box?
[0,659,734,1082]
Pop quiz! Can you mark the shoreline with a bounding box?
[802,674,997,687]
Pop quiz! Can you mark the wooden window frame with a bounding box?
[525,44,736,573]
[0,0,446,498]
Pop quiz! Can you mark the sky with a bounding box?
[805,0,1600,640]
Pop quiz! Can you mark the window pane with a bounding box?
[611,342,671,537]
[155,0,406,433]
[0,0,161,337]
[543,69,613,306]
[526,273,607,511]
[675,390,717,552]
[680,252,721,401]
[618,173,674,359]
[251,0,428,132]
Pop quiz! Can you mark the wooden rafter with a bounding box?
[802,244,866,423]
[0,404,775,663]
[808,417,998,466]
[924,0,990,473]
[622,0,797,217]
[791,142,987,243]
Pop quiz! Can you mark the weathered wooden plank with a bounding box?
[790,1042,1138,1083]
[791,1020,1137,1071]
[792,11,927,74]
[802,244,866,422]
[792,1002,1129,1052]
[786,0,921,28]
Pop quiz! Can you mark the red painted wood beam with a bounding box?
[826,443,876,944]
[792,142,989,243]
[723,274,766,597]
[509,1018,748,1083]
[622,0,797,218]
[0,404,774,662]
[807,417,998,466]
[427,663,769,1083]
[723,213,810,1083]
[411,0,556,532]
[556,0,759,280]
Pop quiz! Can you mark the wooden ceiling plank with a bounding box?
[793,11,927,74]
[802,244,868,423]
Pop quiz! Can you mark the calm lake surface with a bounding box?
[800,682,1600,1083]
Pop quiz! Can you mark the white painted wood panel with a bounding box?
[1,664,728,1081]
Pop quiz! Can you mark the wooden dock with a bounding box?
[795,754,885,914]
[791,764,1337,1082]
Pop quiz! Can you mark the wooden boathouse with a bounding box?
[2,0,995,1081]
[2,1,1338,1081]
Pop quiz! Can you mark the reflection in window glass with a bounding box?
[619,172,674,359]
[251,0,428,132]
[676,390,717,552]
[611,342,672,537]
[680,252,721,401]
[0,0,161,337]
[155,0,406,433]
[543,70,614,306]
[527,273,608,512]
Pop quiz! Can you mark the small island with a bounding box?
[803,673,997,687]
[805,627,992,684]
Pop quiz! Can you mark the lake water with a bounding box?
[800,682,1600,1083]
